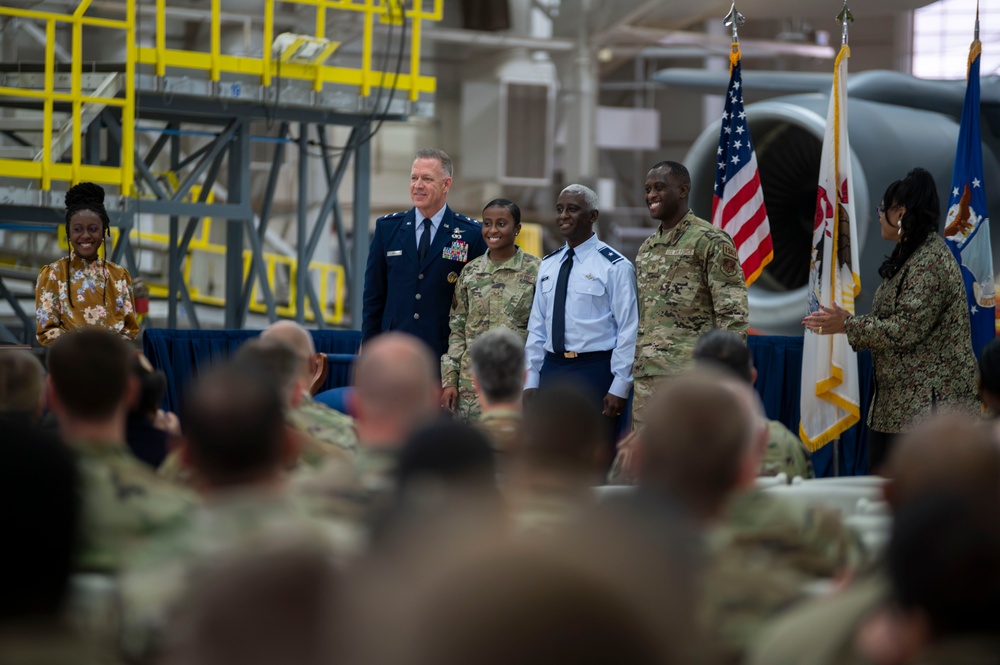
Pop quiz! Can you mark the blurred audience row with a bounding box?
[3,324,1000,665]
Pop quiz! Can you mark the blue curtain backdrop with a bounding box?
[748,335,873,477]
[143,330,872,477]
[143,328,361,415]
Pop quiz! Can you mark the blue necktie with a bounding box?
[417,219,432,263]
[551,248,574,354]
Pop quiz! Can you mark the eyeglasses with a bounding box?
[876,203,885,217]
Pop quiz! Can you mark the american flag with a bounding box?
[711,54,773,286]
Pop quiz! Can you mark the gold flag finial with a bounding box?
[837,2,854,45]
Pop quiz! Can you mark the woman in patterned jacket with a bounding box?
[35,182,139,346]
[803,168,979,471]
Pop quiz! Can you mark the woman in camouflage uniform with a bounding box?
[441,199,540,420]
[804,168,979,472]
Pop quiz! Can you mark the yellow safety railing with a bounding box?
[0,0,440,192]
[140,0,441,101]
[0,1,135,192]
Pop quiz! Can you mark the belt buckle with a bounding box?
[563,351,579,359]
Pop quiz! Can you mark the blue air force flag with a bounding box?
[944,39,995,357]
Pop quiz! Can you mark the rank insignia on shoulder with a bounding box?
[598,246,624,264]
[447,272,459,284]
[542,248,564,260]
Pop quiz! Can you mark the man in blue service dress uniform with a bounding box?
[362,149,488,361]
[523,184,638,448]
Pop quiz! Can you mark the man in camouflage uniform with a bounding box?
[693,329,813,480]
[631,161,748,431]
[467,327,527,454]
[46,330,195,573]
[636,369,809,664]
[260,320,358,458]
[748,414,1000,665]
[159,322,358,483]
[293,333,441,531]
[121,363,351,662]
[505,386,607,535]
[441,245,539,421]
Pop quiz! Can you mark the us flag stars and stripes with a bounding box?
[711,58,773,286]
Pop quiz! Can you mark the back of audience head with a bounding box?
[47,329,134,423]
[0,350,45,423]
[396,537,690,665]
[129,353,167,421]
[639,369,763,521]
[396,420,497,494]
[179,363,289,489]
[235,337,304,407]
[260,320,318,385]
[887,493,1000,641]
[469,327,525,408]
[978,336,1000,415]
[351,333,440,446]
[693,328,754,384]
[164,544,340,665]
[883,413,1000,511]
[518,385,608,479]
[0,424,78,620]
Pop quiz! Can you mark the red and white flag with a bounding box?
[800,43,862,451]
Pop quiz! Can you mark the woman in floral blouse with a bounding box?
[35,182,139,346]
[803,168,979,471]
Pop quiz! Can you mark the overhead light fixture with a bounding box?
[272,32,339,65]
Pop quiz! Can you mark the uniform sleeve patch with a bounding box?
[598,246,624,264]
[721,243,741,278]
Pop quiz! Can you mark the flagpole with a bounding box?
[724,2,746,71]
[833,1,853,477]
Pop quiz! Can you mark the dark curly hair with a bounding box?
[878,168,941,280]
[64,182,111,309]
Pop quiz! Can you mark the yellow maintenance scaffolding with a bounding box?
[0,0,441,194]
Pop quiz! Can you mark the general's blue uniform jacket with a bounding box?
[362,206,488,360]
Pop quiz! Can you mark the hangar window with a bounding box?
[912,0,1000,79]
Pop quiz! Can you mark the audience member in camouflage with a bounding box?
[761,420,814,479]
[44,331,196,572]
[634,370,810,664]
[504,386,607,535]
[722,488,866,578]
[120,363,352,662]
[631,162,748,430]
[477,407,521,454]
[749,415,1000,665]
[294,333,441,532]
[467,328,528,455]
[701,529,811,665]
[442,199,539,421]
[261,320,358,456]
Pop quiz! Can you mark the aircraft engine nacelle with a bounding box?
[685,91,1000,335]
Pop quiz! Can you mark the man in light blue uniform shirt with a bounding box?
[523,184,638,449]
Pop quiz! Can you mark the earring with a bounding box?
[897,224,903,236]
